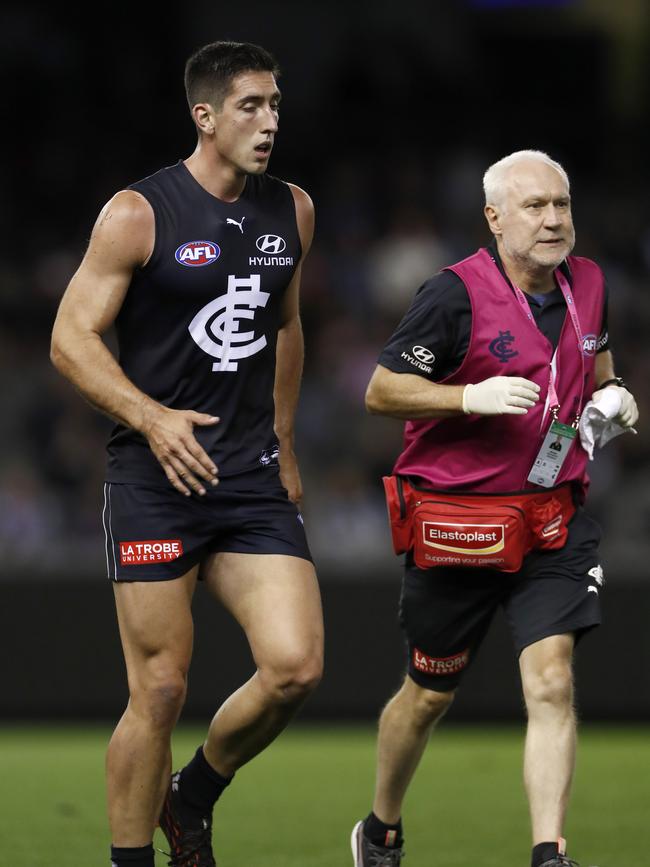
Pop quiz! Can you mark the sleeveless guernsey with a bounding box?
[105,160,301,485]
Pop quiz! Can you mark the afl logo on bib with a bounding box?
[582,333,597,356]
[175,241,221,267]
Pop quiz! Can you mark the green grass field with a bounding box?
[2,723,648,866]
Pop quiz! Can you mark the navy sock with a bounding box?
[178,745,233,817]
[110,843,155,867]
[364,811,404,848]
[532,841,560,867]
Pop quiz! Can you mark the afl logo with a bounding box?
[412,345,435,364]
[175,241,221,267]
[582,333,597,356]
[256,234,286,254]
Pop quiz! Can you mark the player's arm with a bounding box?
[50,190,219,497]
[273,183,314,505]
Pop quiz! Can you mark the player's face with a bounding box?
[488,161,575,271]
[212,71,280,175]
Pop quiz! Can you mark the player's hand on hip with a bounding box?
[278,443,303,507]
[592,384,639,428]
[462,376,541,416]
[141,406,219,496]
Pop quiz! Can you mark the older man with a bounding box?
[351,150,638,867]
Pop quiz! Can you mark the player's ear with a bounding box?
[192,103,216,136]
[484,203,502,237]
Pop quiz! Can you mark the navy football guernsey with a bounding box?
[105,160,301,485]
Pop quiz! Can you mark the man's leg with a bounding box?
[106,568,197,851]
[163,551,323,852]
[350,675,453,866]
[373,675,454,824]
[519,633,576,854]
[200,552,324,775]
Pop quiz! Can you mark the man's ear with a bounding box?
[484,203,502,237]
[192,103,216,135]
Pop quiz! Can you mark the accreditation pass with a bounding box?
[527,421,577,488]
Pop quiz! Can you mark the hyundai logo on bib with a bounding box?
[422,521,505,555]
[175,241,221,267]
[249,234,294,267]
[256,234,286,254]
[582,333,597,356]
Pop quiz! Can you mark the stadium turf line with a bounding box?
[1,724,647,866]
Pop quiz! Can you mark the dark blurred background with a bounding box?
[1,0,649,721]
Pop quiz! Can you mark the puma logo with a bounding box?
[226,216,245,233]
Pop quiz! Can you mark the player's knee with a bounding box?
[260,650,323,704]
[523,659,573,709]
[132,667,188,728]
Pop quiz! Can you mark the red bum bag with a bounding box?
[383,476,576,573]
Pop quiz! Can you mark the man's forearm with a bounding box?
[273,317,304,444]
[366,370,465,420]
[51,330,159,433]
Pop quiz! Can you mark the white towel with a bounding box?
[579,388,636,460]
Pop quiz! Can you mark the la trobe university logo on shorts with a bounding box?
[413,647,470,676]
[119,539,184,565]
[188,274,270,372]
[175,240,221,267]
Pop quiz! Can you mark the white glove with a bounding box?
[462,376,540,416]
[591,385,638,428]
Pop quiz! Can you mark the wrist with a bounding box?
[274,426,295,447]
[597,376,627,391]
[462,384,473,414]
[137,396,164,435]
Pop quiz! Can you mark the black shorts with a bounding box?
[102,470,312,582]
[400,507,603,691]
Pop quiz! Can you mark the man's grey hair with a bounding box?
[483,150,570,206]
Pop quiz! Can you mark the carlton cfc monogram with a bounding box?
[188,274,269,372]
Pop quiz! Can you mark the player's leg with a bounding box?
[107,567,197,848]
[200,551,324,774]
[519,633,576,847]
[156,479,320,865]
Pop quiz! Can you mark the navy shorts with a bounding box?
[399,507,603,691]
[102,470,312,582]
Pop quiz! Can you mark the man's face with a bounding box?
[210,71,280,175]
[486,160,575,271]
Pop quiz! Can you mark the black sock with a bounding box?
[364,811,403,848]
[177,745,233,817]
[110,843,155,867]
[532,841,560,867]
